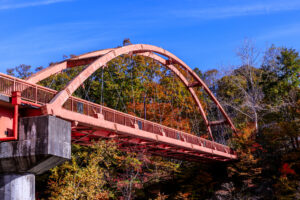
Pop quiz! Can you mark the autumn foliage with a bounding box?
[8,40,299,199]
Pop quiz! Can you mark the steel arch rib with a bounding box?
[26,49,113,84]
[137,52,214,139]
[28,44,236,135]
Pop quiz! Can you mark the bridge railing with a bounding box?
[0,73,56,105]
[64,95,235,155]
[0,73,236,156]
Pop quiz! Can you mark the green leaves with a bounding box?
[6,64,33,79]
[262,47,300,105]
[46,141,179,200]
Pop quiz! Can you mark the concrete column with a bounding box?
[0,174,35,200]
[0,115,71,199]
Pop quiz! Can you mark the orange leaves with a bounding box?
[45,141,179,199]
[237,122,256,140]
[173,192,191,200]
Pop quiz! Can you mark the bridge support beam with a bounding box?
[0,115,71,199]
[0,173,35,200]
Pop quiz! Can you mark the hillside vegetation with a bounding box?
[8,40,299,199]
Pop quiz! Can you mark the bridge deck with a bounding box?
[0,73,237,162]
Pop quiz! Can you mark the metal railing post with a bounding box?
[152,123,154,133]
[87,103,89,116]
[13,79,15,92]
[113,110,116,123]
[35,85,38,103]
[71,98,73,111]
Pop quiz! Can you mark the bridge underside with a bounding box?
[72,130,235,163]
[71,123,235,163]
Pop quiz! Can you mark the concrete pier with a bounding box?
[0,174,35,200]
[0,115,71,199]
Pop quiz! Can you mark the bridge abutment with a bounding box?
[0,115,71,199]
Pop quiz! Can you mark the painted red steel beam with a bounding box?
[73,134,229,162]
[119,146,209,162]
[187,82,201,88]
[67,57,99,68]
[73,134,226,162]
[64,105,235,157]
[208,120,227,126]
[24,44,237,136]
[0,91,21,141]
[70,124,235,161]
[0,43,239,161]
[0,73,237,161]
[147,150,213,162]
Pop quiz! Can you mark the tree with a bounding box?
[6,64,33,79]
[210,44,299,199]
[45,141,179,200]
[47,143,113,200]
[10,39,299,199]
[260,46,300,149]
[217,39,264,133]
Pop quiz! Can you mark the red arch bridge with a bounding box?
[0,44,237,163]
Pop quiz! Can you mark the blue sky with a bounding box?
[0,0,299,73]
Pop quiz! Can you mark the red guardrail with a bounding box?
[0,73,235,155]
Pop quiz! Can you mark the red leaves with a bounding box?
[250,142,266,152]
[252,143,261,148]
[280,163,296,177]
